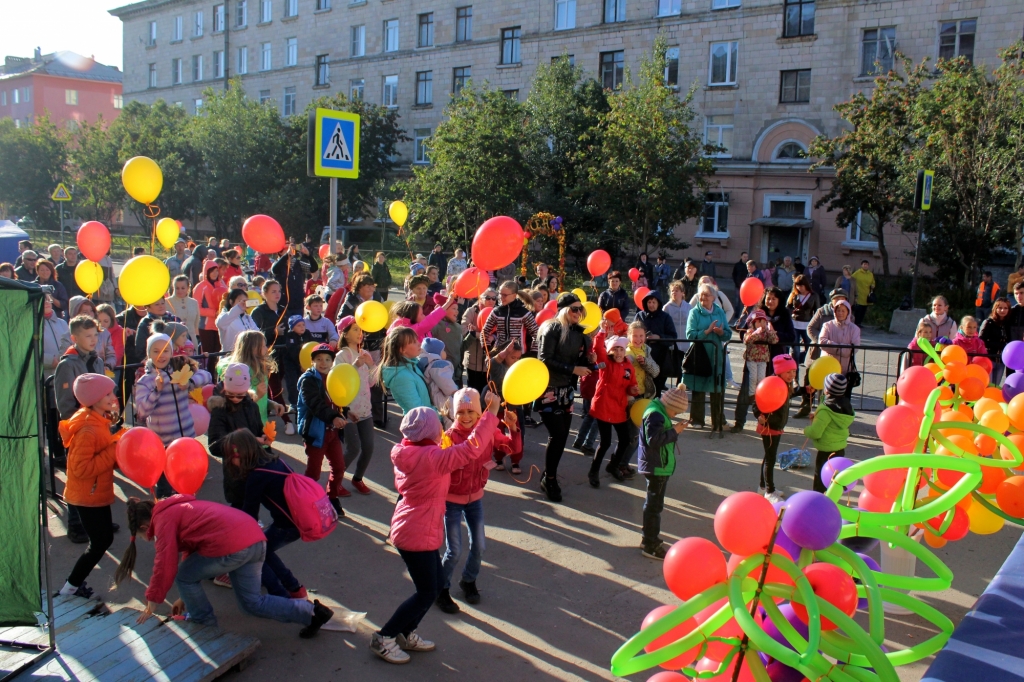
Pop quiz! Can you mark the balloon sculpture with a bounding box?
[612,335,1024,682]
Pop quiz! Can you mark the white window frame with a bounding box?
[704,115,734,158]
[861,27,896,76]
[712,0,740,8]
[384,19,399,52]
[260,0,272,23]
[700,192,730,237]
[236,0,248,27]
[213,4,225,32]
[214,50,225,78]
[1,91,6,106]
[414,128,431,163]
[148,21,157,45]
[604,0,626,23]
[113,94,123,108]
[65,89,78,105]
[286,37,298,66]
[763,194,811,220]
[194,10,204,36]
[193,55,204,81]
[351,26,366,56]
[237,46,248,74]
[383,74,398,107]
[657,0,680,17]
[555,0,576,30]
[283,86,296,115]
[771,139,808,163]
[172,15,183,41]
[708,41,738,86]
[261,42,272,70]
[172,57,183,84]
[12,89,18,104]
[845,210,880,247]
[350,78,365,100]
[149,63,157,88]
[259,89,272,104]
[195,97,204,112]
[285,0,298,17]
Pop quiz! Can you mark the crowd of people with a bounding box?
[5,234,1021,665]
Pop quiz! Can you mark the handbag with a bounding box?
[845,352,862,389]
[682,341,713,378]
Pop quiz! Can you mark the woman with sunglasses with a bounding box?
[461,289,498,392]
[536,293,591,502]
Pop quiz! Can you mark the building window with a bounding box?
[172,58,183,84]
[414,128,431,163]
[773,141,807,162]
[702,193,729,235]
[237,46,248,74]
[418,13,434,47]
[704,115,734,157]
[65,89,78,105]
[236,0,247,27]
[861,28,896,76]
[501,27,521,64]
[847,211,879,244]
[384,19,399,52]
[317,0,331,9]
[552,54,575,66]
[712,0,740,8]
[939,20,976,63]
[113,94,123,109]
[214,50,225,78]
[172,15,183,41]
[555,0,576,29]
[283,86,296,115]
[453,66,471,94]
[783,0,814,37]
[285,0,298,17]
[351,26,365,56]
[148,20,157,45]
[286,37,298,66]
[416,70,433,104]
[504,89,519,100]
[600,50,624,90]
[456,6,472,42]
[1,91,6,106]
[769,198,808,218]
[350,78,364,100]
[658,0,680,16]
[316,54,330,85]
[23,87,31,103]
[194,10,204,35]
[149,63,157,87]
[261,42,272,70]
[259,89,271,104]
[195,97,204,112]
[604,0,626,23]
[664,47,679,87]
[193,54,204,81]
[213,4,225,32]
[708,41,738,86]
[260,0,272,23]
[780,69,811,103]
[383,74,398,107]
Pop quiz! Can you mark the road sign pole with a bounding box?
[329,177,338,257]
[911,211,924,307]
[59,202,64,248]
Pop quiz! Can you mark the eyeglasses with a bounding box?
[568,305,585,313]
[223,392,247,400]
[483,296,497,302]
[24,257,37,262]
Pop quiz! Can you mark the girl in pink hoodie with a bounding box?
[371,399,501,665]
[386,297,457,342]
[953,315,988,359]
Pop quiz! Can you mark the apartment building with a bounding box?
[110,0,1024,271]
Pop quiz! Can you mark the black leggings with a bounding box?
[813,448,845,493]
[379,549,444,638]
[540,411,574,478]
[591,420,632,474]
[67,504,113,587]
[760,435,781,493]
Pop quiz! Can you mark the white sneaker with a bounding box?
[285,422,296,436]
[758,486,766,497]
[728,380,742,390]
[371,633,411,664]
[766,491,785,504]
[396,630,435,652]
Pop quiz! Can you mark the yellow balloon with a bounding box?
[246,290,263,309]
[299,341,319,371]
[122,156,163,204]
[389,200,408,227]
[571,288,588,304]
[808,355,842,390]
[119,255,170,307]
[326,363,361,407]
[355,300,389,333]
[74,260,104,295]
[967,497,1004,535]
[155,217,179,249]
[580,301,602,334]
[381,299,396,312]
[883,386,897,407]
[630,398,652,427]
[502,357,549,405]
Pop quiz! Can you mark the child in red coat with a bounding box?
[589,324,640,487]
[953,316,988,359]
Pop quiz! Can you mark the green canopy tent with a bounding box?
[0,278,54,678]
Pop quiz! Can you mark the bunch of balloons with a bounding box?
[611,334,1024,681]
[116,427,208,495]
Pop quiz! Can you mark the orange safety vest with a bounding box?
[976,281,1000,307]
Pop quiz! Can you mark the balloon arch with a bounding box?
[520,212,566,289]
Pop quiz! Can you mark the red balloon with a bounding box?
[896,365,938,405]
[628,268,641,282]
[714,491,777,556]
[647,673,690,682]
[454,267,490,299]
[535,308,555,325]
[164,437,209,495]
[544,300,557,312]
[634,287,651,309]
[476,305,493,331]
[739,278,765,307]
[926,505,969,541]
[863,468,907,499]
[587,250,612,278]
[77,221,111,262]
[318,243,331,259]
[727,546,794,587]
[116,427,167,489]
[241,214,286,254]
[857,488,895,513]
[876,404,921,448]
[200,383,215,406]
[996,476,1024,517]
[790,563,858,630]
[755,376,789,413]
[471,216,524,271]
[664,537,728,600]
[641,605,701,669]
[971,355,994,374]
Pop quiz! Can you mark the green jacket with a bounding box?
[803,404,855,452]
[638,400,678,477]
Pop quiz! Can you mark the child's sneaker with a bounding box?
[336,485,352,498]
[289,586,308,599]
[766,490,785,504]
[298,600,334,638]
[285,422,296,436]
[371,633,411,664]
[213,573,232,588]
[397,631,435,652]
[352,479,371,495]
[493,460,505,471]
[72,582,95,599]
[510,463,522,475]
[642,544,668,561]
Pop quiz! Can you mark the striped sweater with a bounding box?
[134,364,213,445]
[482,300,538,354]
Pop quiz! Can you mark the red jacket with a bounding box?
[590,331,638,424]
[146,495,266,603]
[446,418,521,504]
[193,263,227,330]
[953,332,988,358]
[224,264,244,281]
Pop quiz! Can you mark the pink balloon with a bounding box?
[876,404,921,448]
[897,366,938,405]
[189,403,210,437]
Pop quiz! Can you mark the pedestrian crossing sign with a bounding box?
[51,183,72,202]
[308,108,360,179]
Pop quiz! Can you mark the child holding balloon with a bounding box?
[753,354,803,503]
[804,373,854,493]
[335,316,377,495]
[743,310,778,397]
[297,344,349,511]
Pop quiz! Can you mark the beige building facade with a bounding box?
[110,0,1024,273]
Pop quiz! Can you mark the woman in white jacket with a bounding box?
[335,315,378,495]
[216,288,259,356]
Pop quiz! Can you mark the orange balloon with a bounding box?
[948,433,979,455]
[957,377,985,401]
[943,362,968,385]
[938,410,973,438]
[1000,434,1024,462]
[925,362,942,376]
[938,386,955,402]
[996,476,1024,517]
[979,463,1008,495]
[957,403,975,420]
[1007,394,1024,431]
[941,345,969,365]
[974,397,1001,420]
[965,364,990,385]
[975,434,997,456]
[980,409,1010,434]
[984,386,1006,402]
[924,530,947,548]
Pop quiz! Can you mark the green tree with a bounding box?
[584,36,711,254]
[0,116,68,230]
[999,43,1024,272]
[69,117,123,224]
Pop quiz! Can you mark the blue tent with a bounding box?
[0,221,30,266]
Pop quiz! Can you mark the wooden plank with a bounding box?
[56,617,166,680]
[0,625,47,646]
[105,620,226,682]
[50,608,132,655]
[143,630,259,682]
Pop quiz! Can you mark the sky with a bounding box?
[3,0,124,69]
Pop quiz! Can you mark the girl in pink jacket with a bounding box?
[371,399,501,665]
[387,296,457,342]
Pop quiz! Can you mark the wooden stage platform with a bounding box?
[0,595,259,682]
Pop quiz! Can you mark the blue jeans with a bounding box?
[380,549,444,638]
[442,499,485,588]
[794,328,811,364]
[574,399,598,449]
[175,541,312,627]
[261,524,302,597]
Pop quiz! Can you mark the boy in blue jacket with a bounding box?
[637,387,690,560]
[297,344,348,512]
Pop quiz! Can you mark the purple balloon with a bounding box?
[821,457,856,489]
[760,603,809,650]
[1003,371,1024,402]
[1003,340,1024,371]
[771,500,803,559]
[767,660,806,682]
[855,552,881,609]
[782,491,842,550]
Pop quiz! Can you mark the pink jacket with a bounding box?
[390,412,498,551]
[446,418,521,504]
[953,332,988,358]
[388,304,447,342]
[146,495,266,603]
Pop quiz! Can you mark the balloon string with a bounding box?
[731,507,786,682]
[508,464,542,486]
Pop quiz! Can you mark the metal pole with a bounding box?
[910,211,924,307]
[329,177,338,257]
[59,203,64,248]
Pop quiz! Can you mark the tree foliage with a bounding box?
[0,116,68,229]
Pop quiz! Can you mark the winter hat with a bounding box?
[288,314,305,330]
[421,337,445,357]
[162,322,189,344]
[828,288,848,301]
[223,362,251,393]
[310,343,335,361]
[605,335,629,352]
[659,387,689,415]
[146,333,173,357]
[823,373,848,398]
[73,373,115,408]
[834,299,853,316]
[772,353,798,374]
[400,406,443,443]
[453,387,482,414]
[749,309,768,323]
[603,308,622,324]
[336,315,355,334]
[557,292,581,310]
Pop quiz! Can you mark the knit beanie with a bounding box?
[603,308,622,324]
[453,387,482,414]
[823,373,848,398]
[73,373,115,408]
[772,353,797,374]
[659,387,689,415]
[162,322,189,344]
[146,333,173,357]
[421,337,445,356]
[605,335,629,352]
[400,406,442,443]
[288,315,304,330]
[223,362,251,393]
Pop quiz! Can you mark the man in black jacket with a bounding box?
[180,244,210,288]
[730,252,748,319]
[272,246,319,317]
[428,243,447,282]
[56,247,85,299]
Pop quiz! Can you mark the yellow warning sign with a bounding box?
[51,183,72,202]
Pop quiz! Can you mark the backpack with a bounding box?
[254,462,337,541]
